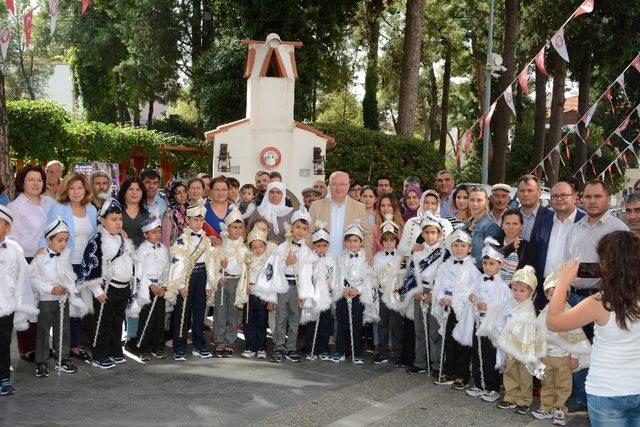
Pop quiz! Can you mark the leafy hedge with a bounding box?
[315,122,444,191]
[7,100,444,188]
[7,100,211,174]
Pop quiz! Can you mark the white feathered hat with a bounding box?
[312,219,330,243]
[344,219,364,241]
[481,236,505,262]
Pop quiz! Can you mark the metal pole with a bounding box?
[482,0,495,185]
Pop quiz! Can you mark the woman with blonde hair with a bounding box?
[46,172,97,361]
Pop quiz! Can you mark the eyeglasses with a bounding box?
[551,193,574,200]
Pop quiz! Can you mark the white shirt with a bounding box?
[221,238,247,276]
[101,231,133,284]
[71,215,93,265]
[146,194,167,218]
[7,194,55,257]
[564,211,629,289]
[544,208,577,277]
[329,199,347,258]
[29,248,76,302]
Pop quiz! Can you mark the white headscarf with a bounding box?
[257,181,293,234]
[418,189,441,218]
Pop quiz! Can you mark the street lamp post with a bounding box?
[482,0,495,185]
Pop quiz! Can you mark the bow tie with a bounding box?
[191,232,202,237]
[0,242,6,249]
[484,276,494,281]
[385,251,395,256]
[49,252,61,258]
[349,253,359,258]
[453,260,464,265]
[292,242,301,247]
[153,243,161,249]
[318,254,326,258]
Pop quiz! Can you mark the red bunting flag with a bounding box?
[484,102,497,130]
[604,88,615,114]
[465,131,472,155]
[518,68,529,96]
[633,56,640,74]
[589,159,597,176]
[605,138,612,147]
[615,116,630,136]
[477,117,484,141]
[24,9,33,49]
[535,46,548,76]
[551,28,570,63]
[5,0,14,15]
[81,0,90,14]
[622,152,629,167]
[0,27,9,60]
[607,165,614,184]
[503,85,516,116]
[563,136,570,159]
[574,0,594,18]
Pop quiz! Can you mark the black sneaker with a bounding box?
[56,360,78,374]
[497,400,517,410]
[35,363,49,378]
[515,405,530,415]
[452,379,469,390]
[69,350,91,361]
[285,351,301,362]
[0,379,15,396]
[393,358,403,367]
[433,374,455,385]
[373,354,388,364]
[406,366,427,375]
[270,351,284,363]
[566,398,588,414]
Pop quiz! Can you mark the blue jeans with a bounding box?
[588,394,640,427]
[568,291,595,405]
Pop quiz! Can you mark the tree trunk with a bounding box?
[532,66,548,167]
[574,53,592,184]
[0,70,14,198]
[147,96,155,128]
[114,72,128,126]
[547,54,566,186]
[191,0,202,64]
[362,9,381,130]
[490,0,518,183]
[438,47,452,156]
[471,35,485,112]
[428,63,438,144]
[396,0,424,138]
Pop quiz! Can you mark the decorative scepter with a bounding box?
[420,288,431,377]
[137,293,158,349]
[57,293,67,376]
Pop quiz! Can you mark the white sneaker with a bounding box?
[465,386,485,397]
[553,409,566,426]
[257,350,267,359]
[241,350,256,358]
[532,409,553,420]
[480,390,501,402]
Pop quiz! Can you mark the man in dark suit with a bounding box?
[517,174,550,243]
[529,176,584,309]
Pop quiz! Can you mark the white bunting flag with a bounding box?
[0,27,10,60]
[615,116,630,137]
[551,28,570,63]
[49,0,59,35]
[582,102,598,127]
[503,85,516,116]
[594,148,602,158]
[617,74,628,99]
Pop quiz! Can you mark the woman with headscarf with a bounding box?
[161,180,189,247]
[247,181,293,244]
[402,185,422,221]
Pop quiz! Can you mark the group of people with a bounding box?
[0,163,639,426]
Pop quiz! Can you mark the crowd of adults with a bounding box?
[2,161,640,422]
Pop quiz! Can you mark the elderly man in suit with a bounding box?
[308,171,373,258]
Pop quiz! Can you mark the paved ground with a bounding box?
[0,330,590,426]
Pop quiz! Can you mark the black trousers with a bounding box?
[443,311,471,381]
[305,308,334,355]
[472,331,501,392]
[92,286,130,360]
[136,296,166,354]
[401,317,415,365]
[172,268,207,354]
[0,314,13,380]
[336,296,364,358]
[243,295,268,352]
